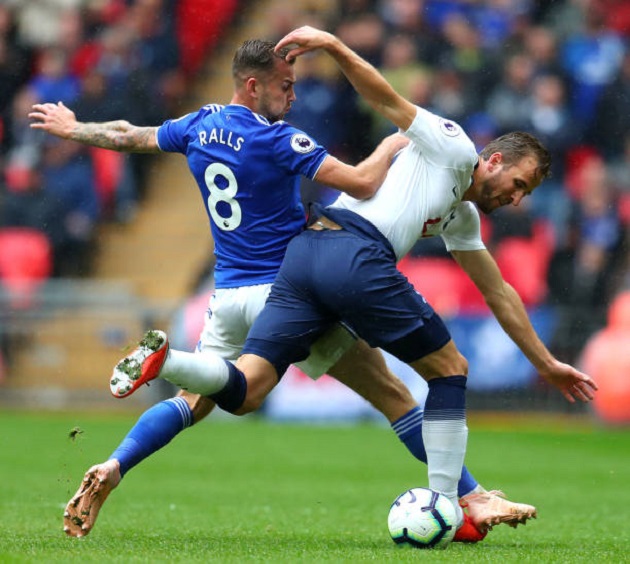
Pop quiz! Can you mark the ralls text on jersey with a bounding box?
[199,128,244,151]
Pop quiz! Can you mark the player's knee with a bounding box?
[232,395,263,415]
[411,343,469,379]
[438,353,468,377]
[453,351,468,376]
[228,357,279,415]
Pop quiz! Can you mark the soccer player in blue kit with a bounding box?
[31,39,537,540]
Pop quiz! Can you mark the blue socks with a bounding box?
[208,361,247,413]
[109,396,193,477]
[391,403,478,498]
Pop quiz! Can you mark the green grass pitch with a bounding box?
[0,410,628,562]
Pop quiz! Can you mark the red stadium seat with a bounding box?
[90,147,124,216]
[494,237,549,307]
[176,0,239,76]
[398,256,470,316]
[581,292,630,424]
[0,227,53,309]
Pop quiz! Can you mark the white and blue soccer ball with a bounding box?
[387,487,458,549]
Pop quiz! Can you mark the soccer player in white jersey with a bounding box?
[32,39,537,541]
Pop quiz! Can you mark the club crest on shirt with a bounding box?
[290,133,316,154]
[439,119,460,137]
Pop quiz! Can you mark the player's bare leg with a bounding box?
[460,489,537,531]
[63,459,121,537]
[328,340,413,422]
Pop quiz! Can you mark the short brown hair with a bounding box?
[232,39,293,83]
[480,132,552,181]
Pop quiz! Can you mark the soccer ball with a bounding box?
[387,487,458,549]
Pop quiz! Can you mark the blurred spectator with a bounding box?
[28,46,81,105]
[0,5,33,113]
[429,65,469,122]
[436,12,498,112]
[598,0,630,38]
[367,33,434,142]
[127,0,180,81]
[608,134,630,195]
[73,67,138,221]
[336,11,385,65]
[318,13,385,163]
[1,86,42,158]
[485,52,535,133]
[544,0,593,42]
[559,0,625,129]
[338,0,377,19]
[553,157,624,306]
[10,0,82,48]
[40,138,100,276]
[378,0,447,65]
[523,73,579,242]
[91,23,163,195]
[522,24,568,79]
[547,156,625,360]
[464,112,498,152]
[590,50,630,159]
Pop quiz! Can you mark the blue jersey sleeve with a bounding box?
[272,124,328,179]
[156,113,196,153]
[157,105,225,154]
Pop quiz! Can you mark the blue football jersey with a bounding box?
[157,104,328,288]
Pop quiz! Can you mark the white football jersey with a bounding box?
[331,106,485,259]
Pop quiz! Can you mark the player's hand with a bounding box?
[29,101,77,139]
[382,132,410,154]
[275,26,335,62]
[539,361,598,403]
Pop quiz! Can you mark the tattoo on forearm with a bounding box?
[72,121,157,152]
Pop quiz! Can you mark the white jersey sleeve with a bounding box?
[440,202,486,252]
[404,107,475,172]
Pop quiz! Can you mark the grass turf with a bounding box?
[0,410,628,562]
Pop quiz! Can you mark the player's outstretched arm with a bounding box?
[29,102,160,153]
[276,26,417,131]
[452,248,598,403]
[315,132,409,199]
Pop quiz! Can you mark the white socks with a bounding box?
[160,349,230,395]
[423,417,468,525]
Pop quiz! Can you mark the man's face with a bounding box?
[475,154,540,215]
[256,58,296,123]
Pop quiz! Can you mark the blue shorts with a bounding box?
[243,208,451,376]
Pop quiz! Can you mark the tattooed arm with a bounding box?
[29,102,159,153]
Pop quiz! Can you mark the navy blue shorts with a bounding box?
[243,209,451,376]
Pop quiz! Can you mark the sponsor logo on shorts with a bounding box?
[290,133,316,153]
[439,119,460,137]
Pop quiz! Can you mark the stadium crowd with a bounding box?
[1,0,629,374]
